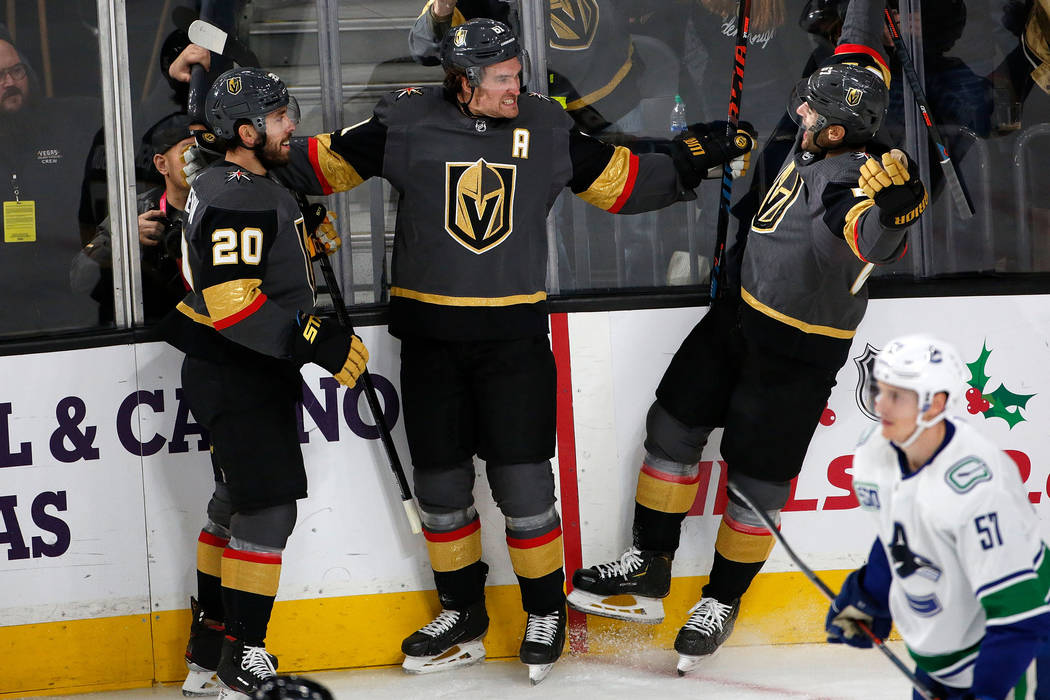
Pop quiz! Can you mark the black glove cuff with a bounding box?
[875,178,928,229]
[290,312,352,373]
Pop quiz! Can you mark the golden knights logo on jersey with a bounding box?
[753,160,802,233]
[549,0,599,50]
[445,158,516,254]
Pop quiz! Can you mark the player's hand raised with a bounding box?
[859,149,928,229]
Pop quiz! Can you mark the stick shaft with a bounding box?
[709,0,751,300]
[883,8,973,220]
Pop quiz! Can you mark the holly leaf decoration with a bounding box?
[983,383,1035,429]
[966,342,992,393]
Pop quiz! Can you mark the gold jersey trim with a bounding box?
[740,287,856,339]
[202,279,265,322]
[314,133,366,193]
[177,300,215,328]
[842,198,876,262]
[565,43,634,111]
[577,145,633,212]
[390,286,546,306]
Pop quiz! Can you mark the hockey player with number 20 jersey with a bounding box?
[827,334,1050,700]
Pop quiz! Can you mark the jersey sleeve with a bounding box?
[274,114,387,197]
[567,128,682,215]
[191,203,299,358]
[821,176,908,264]
[833,0,891,87]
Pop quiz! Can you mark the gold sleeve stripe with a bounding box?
[418,1,466,26]
[221,549,282,597]
[636,468,701,514]
[715,520,775,563]
[196,532,228,578]
[565,43,635,111]
[309,134,366,196]
[577,145,639,213]
[425,530,483,572]
[202,279,267,330]
[842,198,876,262]
[740,287,856,339]
[177,300,215,328]
[508,534,564,579]
[391,287,546,306]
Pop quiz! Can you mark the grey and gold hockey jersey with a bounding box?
[169,162,316,362]
[277,86,685,341]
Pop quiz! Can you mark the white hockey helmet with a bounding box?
[865,334,969,446]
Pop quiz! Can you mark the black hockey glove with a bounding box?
[859,149,928,229]
[290,312,368,388]
[669,123,757,190]
[825,566,892,649]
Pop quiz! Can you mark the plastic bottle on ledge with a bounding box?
[670,94,687,138]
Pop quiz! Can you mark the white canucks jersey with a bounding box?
[852,418,1050,688]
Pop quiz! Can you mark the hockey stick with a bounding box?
[303,201,422,535]
[172,6,261,68]
[726,482,940,700]
[709,0,751,301]
[883,8,974,220]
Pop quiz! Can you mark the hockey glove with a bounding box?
[291,312,368,388]
[669,125,757,190]
[181,130,226,186]
[301,202,342,257]
[690,121,757,179]
[859,149,928,229]
[825,566,893,648]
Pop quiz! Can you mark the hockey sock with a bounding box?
[433,560,489,611]
[507,518,565,614]
[701,511,776,602]
[196,527,229,621]
[220,542,282,645]
[631,454,701,552]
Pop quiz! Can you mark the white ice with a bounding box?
[53,642,914,699]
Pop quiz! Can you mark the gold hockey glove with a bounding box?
[291,312,369,388]
[181,130,226,186]
[306,212,341,257]
[859,149,928,229]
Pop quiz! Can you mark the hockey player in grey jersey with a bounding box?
[567,0,930,676]
[828,334,1050,700]
[161,67,368,699]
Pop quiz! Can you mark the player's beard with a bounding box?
[254,136,290,169]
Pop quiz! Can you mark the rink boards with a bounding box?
[2,295,1050,695]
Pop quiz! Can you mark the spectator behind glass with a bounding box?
[0,28,101,337]
[71,112,197,324]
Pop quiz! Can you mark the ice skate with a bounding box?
[401,600,489,674]
[215,637,277,698]
[567,547,672,623]
[674,597,739,675]
[519,607,566,685]
[182,597,224,696]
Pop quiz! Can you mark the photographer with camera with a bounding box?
[71,111,198,323]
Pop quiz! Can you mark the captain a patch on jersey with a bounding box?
[444,158,516,254]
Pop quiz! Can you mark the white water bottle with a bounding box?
[670,94,687,137]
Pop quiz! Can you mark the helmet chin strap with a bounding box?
[891,401,946,450]
[458,85,479,117]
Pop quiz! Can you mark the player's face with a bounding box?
[796,102,831,153]
[470,57,522,119]
[0,41,29,114]
[260,105,298,166]
[873,381,921,442]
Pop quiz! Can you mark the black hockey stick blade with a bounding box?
[883,9,974,220]
[172,5,261,68]
[709,0,751,301]
[304,203,421,534]
[727,482,940,700]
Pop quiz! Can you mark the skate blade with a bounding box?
[528,662,554,685]
[216,689,250,700]
[567,589,664,623]
[676,647,721,676]
[402,639,486,674]
[181,666,220,696]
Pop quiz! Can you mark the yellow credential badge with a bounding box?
[3,200,36,242]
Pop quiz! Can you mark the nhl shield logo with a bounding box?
[846,87,863,107]
[853,342,881,421]
[550,0,600,50]
[445,159,516,254]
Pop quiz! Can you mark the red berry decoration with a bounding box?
[967,403,981,415]
[966,387,981,401]
[979,399,991,412]
[820,408,836,426]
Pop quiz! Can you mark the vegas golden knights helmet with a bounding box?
[440,18,526,88]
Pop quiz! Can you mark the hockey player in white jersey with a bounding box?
[827,334,1050,699]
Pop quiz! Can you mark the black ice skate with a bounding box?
[567,547,672,623]
[674,597,740,675]
[215,637,278,699]
[182,597,225,696]
[401,600,489,674]
[519,607,566,685]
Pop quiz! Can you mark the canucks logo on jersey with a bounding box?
[444,158,516,254]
